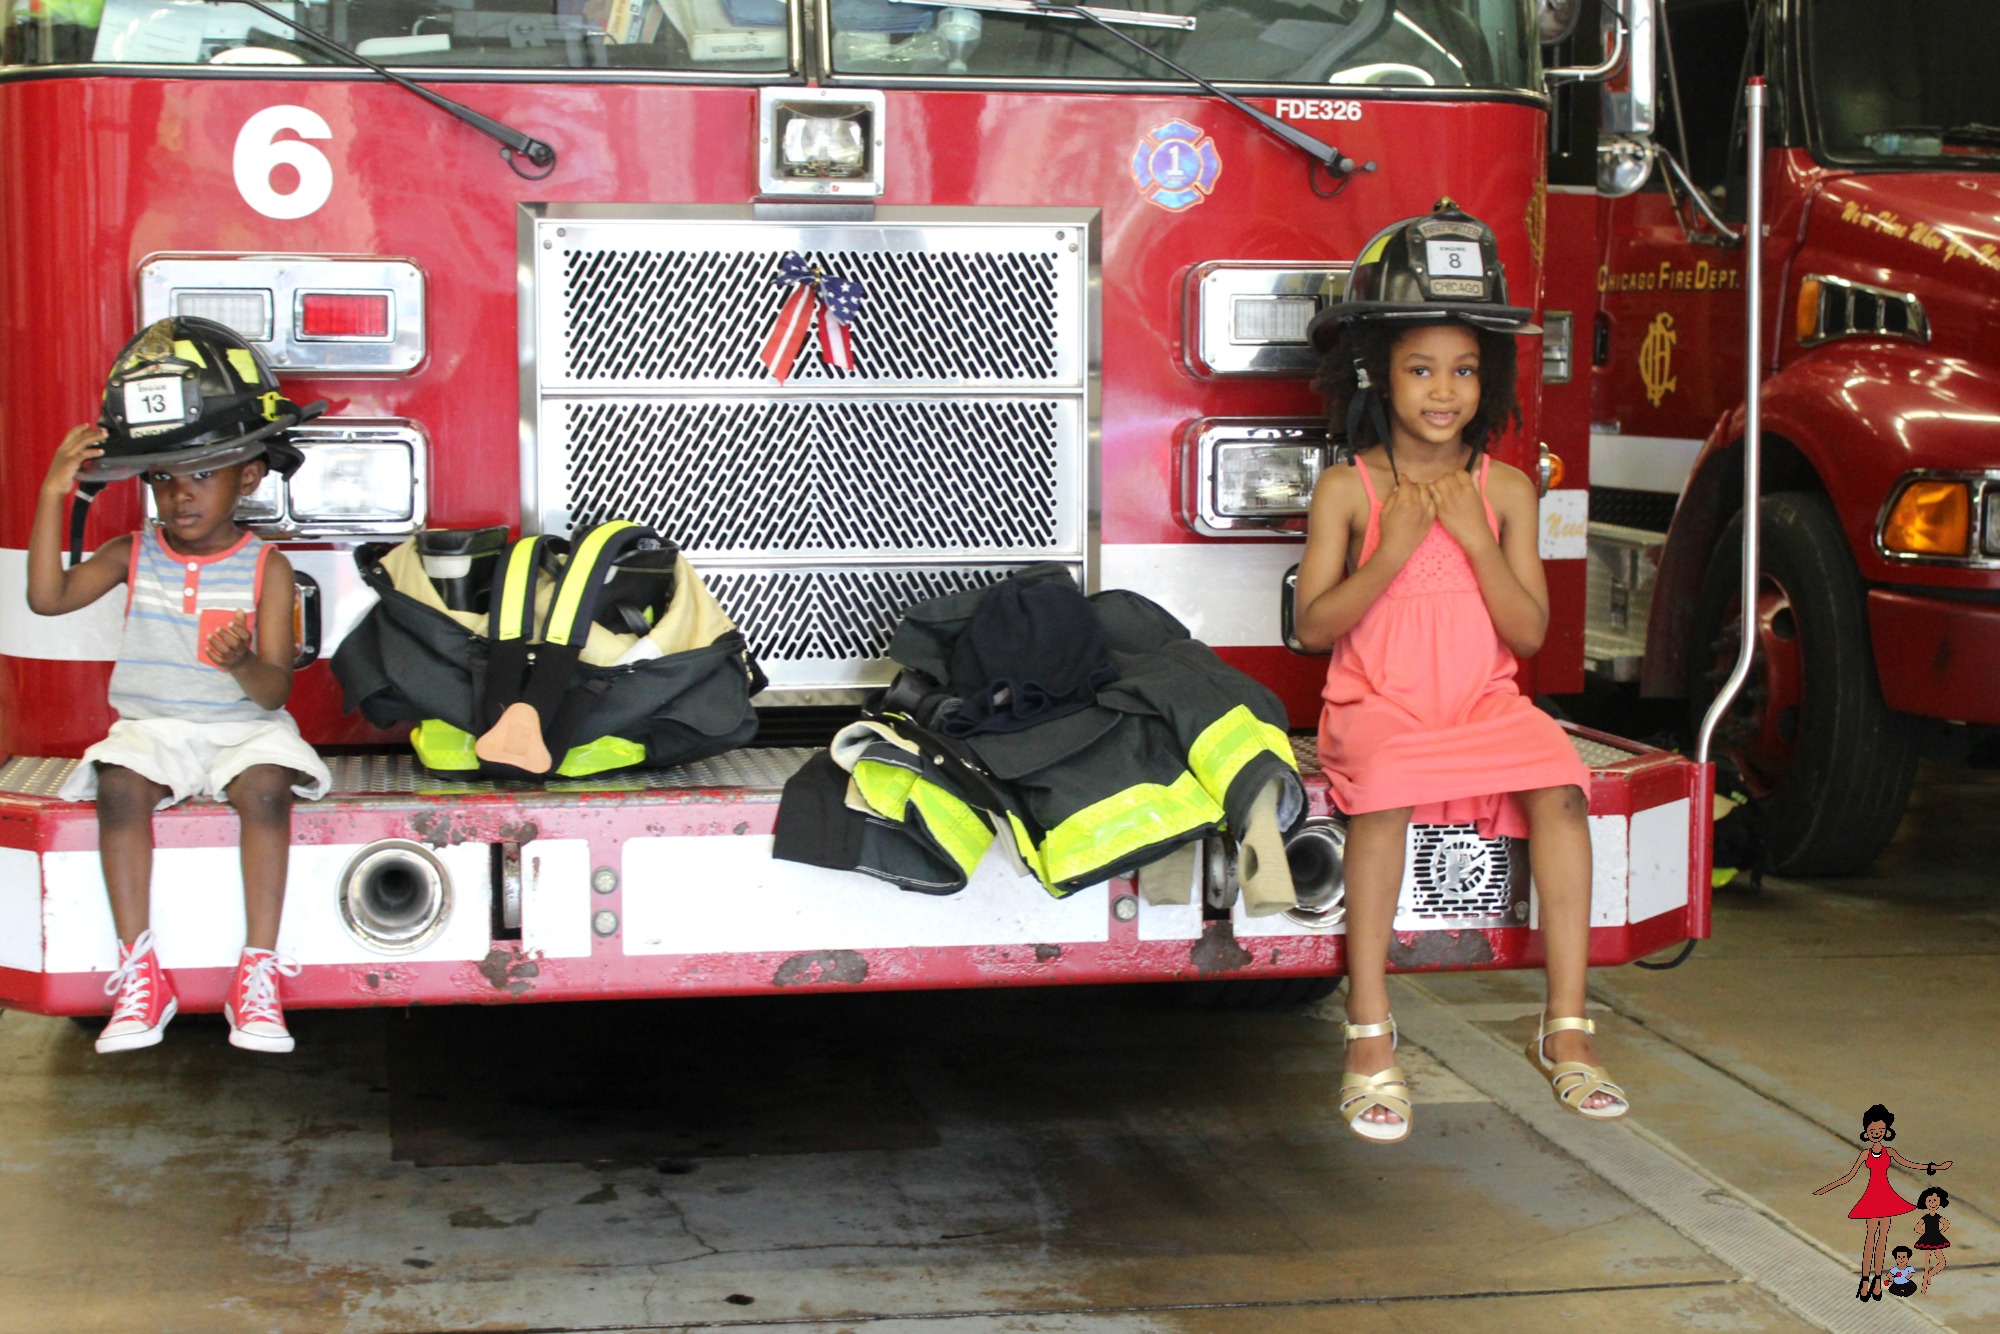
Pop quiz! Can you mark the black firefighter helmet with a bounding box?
[1308,198,1540,349]
[68,317,324,560]
[86,316,320,482]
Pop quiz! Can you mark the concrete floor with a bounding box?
[2,761,1995,1334]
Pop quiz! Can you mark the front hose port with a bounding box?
[339,839,453,954]
[1282,816,1347,930]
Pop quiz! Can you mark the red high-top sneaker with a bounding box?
[96,930,177,1054]
[225,947,301,1054]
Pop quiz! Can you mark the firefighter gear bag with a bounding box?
[332,521,761,779]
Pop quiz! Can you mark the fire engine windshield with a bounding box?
[828,0,1536,89]
[2,0,791,69]
[1803,0,2000,168]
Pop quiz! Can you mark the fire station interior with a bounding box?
[3,0,1999,1330]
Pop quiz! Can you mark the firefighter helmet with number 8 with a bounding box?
[87,316,319,482]
[1308,198,1539,347]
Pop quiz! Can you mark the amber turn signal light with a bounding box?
[1882,480,1970,556]
[1795,278,1822,343]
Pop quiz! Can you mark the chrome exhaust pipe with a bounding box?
[338,839,452,954]
[1282,817,1348,930]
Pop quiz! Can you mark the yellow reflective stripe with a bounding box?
[907,782,994,876]
[548,521,636,646]
[1357,232,1394,266]
[853,759,991,877]
[411,718,479,770]
[494,540,539,642]
[851,757,917,816]
[171,339,208,368]
[1005,811,1039,867]
[1187,705,1297,802]
[1037,770,1222,889]
[555,733,647,777]
[226,348,262,385]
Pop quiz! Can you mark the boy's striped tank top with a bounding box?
[106,527,282,723]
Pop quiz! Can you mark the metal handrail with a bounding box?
[1695,77,1766,764]
[1546,0,1629,86]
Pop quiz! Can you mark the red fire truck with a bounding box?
[0,0,1708,1017]
[1550,0,2000,874]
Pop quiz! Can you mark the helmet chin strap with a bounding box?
[67,480,106,567]
[1346,365,1398,484]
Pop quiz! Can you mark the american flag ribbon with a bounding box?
[758,254,866,382]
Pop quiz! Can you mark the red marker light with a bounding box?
[298,292,391,339]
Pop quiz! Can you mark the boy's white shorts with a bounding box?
[59,715,333,809]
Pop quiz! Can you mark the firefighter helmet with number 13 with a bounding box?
[87,316,320,482]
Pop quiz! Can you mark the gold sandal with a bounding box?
[1339,1016,1411,1144]
[1529,1015,1629,1120]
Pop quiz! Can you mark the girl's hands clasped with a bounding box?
[1428,468,1495,554]
[1373,479,1435,567]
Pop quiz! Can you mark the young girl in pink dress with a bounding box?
[1293,203,1628,1143]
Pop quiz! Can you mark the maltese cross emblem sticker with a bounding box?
[1132,120,1222,212]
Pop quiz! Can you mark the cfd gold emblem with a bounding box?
[1640,312,1679,406]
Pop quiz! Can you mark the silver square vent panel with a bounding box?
[522,207,1097,696]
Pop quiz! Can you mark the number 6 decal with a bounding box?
[234,106,333,220]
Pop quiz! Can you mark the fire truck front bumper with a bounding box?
[0,734,1710,1018]
[1870,590,2000,726]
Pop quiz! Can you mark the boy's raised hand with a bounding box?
[1429,468,1493,553]
[43,425,107,498]
[1374,477,1435,566]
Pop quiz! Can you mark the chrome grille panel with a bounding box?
[707,565,1052,687]
[557,247,1065,386]
[1400,825,1526,927]
[560,398,1077,556]
[525,207,1096,696]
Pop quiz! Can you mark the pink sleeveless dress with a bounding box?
[1317,456,1589,839]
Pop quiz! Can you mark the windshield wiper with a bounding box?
[205,0,559,179]
[886,0,1374,180]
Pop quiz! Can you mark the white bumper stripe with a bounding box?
[0,547,378,662]
[621,836,1109,955]
[0,849,44,970]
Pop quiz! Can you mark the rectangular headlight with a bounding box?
[759,89,885,197]
[173,289,275,343]
[1985,486,2000,556]
[1231,295,1318,344]
[1214,442,1325,518]
[288,442,415,522]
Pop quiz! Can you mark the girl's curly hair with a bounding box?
[1311,318,1522,461]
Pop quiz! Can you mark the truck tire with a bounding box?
[1688,492,1919,875]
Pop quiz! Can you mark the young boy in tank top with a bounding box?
[26,318,331,1055]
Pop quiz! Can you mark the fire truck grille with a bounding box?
[529,210,1092,695]
[1402,825,1525,925]
[703,565,1027,666]
[561,398,1071,555]
[559,248,1061,385]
